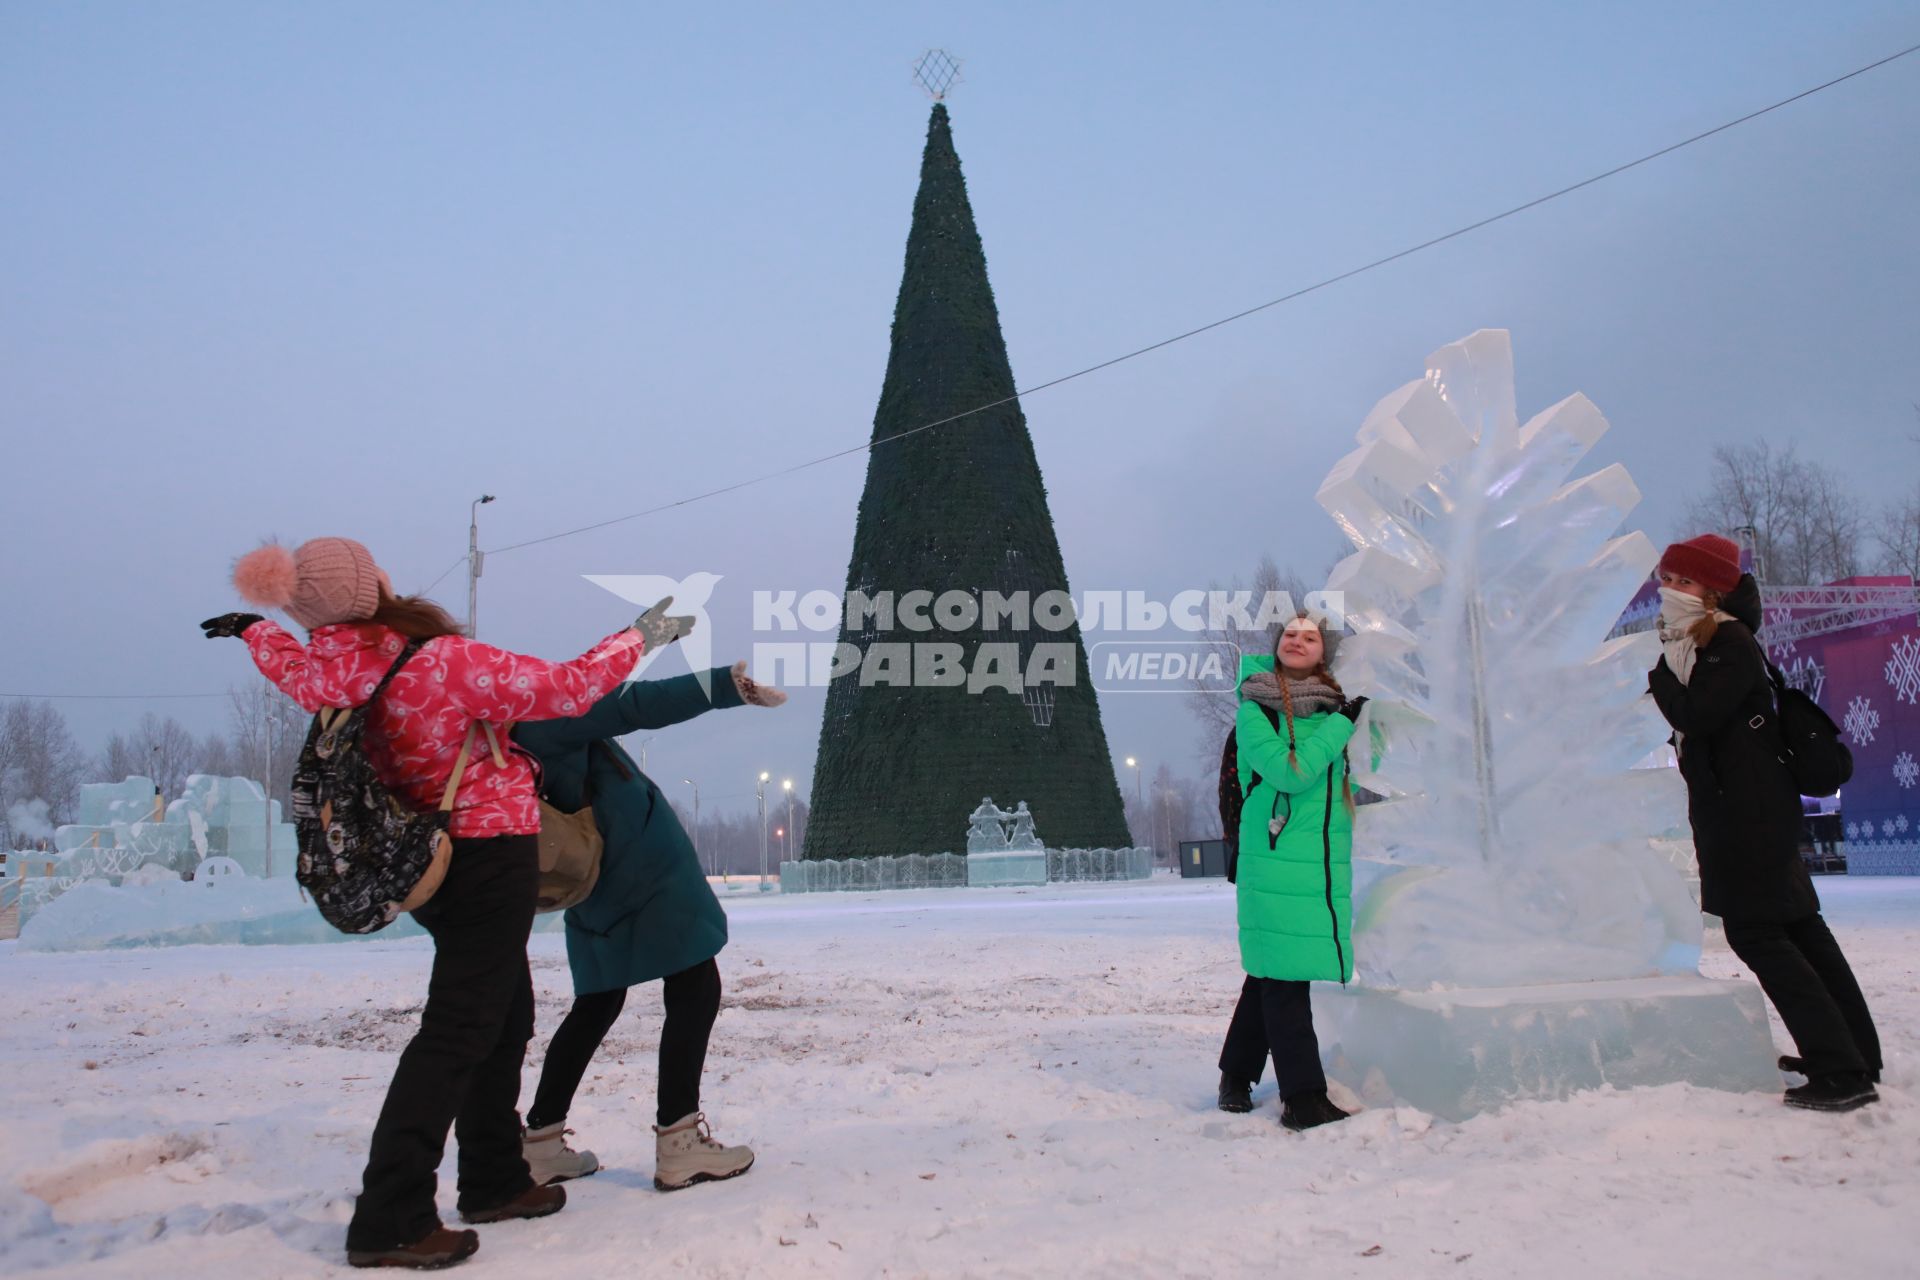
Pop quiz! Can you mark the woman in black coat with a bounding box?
[1647,534,1882,1112]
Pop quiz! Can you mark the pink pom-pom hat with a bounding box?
[234,537,392,630]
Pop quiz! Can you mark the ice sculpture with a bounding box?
[1310,331,1777,1116]
[1007,802,1043,851]
[966,798,1011,853]
[964,797,1046,886]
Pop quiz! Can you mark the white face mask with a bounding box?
[1658,587,1708,626]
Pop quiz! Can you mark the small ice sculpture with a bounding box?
[964,798,1045,887]
[1007,802,1043,851]
[1311,330,1775,1114]
[966,798,1010,853]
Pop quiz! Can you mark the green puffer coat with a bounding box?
[511,667,746,996]
[1234,654,1356,983]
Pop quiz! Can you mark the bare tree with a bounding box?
[1135,763,1212,859]
[1187,556,1311,746]
[1878,409,1920,581]
[665,793,809,873]
[116,712,204,801]
[227,682,307,811]
[197,732,239,779]
[1680,440,1862,584]
[1877,487,1920,581]
[97,732,144,786]
[0,700,86,845]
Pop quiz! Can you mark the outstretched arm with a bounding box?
[435,629,646,723]
[525,666,751,755]
[243,620,354,712]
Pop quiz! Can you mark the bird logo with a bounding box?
[584,571,725,696]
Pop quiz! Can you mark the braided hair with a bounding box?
[1273,621,1356,813]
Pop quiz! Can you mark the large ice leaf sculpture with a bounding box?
[1322,330,1693,988]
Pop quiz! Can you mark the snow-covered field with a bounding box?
[2,875,1914,1279]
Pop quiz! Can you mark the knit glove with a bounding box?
[1337,694,1370,722]
[200,612,264,640]
[731,660,787,708]
[632,597,696,651]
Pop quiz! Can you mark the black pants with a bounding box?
[527,957,722,1130]
[1217,974,1327,1102]
[346,835,539,1252]
[1724,912,1882,1079]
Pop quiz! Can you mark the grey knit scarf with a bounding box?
[1240,671,1342,720]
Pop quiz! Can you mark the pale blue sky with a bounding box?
[4,2,1917,817]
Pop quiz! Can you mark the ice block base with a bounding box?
[1318,974,1781,1120]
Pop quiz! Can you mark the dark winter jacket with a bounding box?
[511,668,746,995]
[1648,575,1818,923]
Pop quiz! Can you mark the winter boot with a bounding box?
[458,1182,566,1225]
[1779,1054,1880,1085]
[653,1112,755,1191]
[347,1226,480,1270]
[1217,1073,1254,1114]
[1280,1089,1352,1132]
[523,1123,599,1186]
[1783,1073,1879,1113]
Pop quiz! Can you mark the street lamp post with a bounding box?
[682,779,701,878]
[1157,784,1174,869]
[262,686,274,879]
[757,771,771,892]
[467,495,496,639]
[782,779,794,860]
[637,737,653,773]
[1124,757,1143,847]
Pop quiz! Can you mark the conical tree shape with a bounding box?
[804,104,1131,859]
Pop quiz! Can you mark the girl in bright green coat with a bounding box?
[1216,613,1367,1131]
[512,659,785,1190]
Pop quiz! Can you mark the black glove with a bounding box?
[1338,694,1370,721]
[200,612,264,640]
[632,597,696,651]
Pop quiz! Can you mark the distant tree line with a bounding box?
[1680,435,1920,585]
[1,686,305,849]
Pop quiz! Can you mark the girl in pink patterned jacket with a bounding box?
[202,536,690,1271]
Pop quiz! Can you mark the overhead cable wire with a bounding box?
[15,42,1918,705]
[0,691,230,701]
[480,40,1920,560]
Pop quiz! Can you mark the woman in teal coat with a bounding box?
[512,660,784,1190]
[1215,614,1367,1130]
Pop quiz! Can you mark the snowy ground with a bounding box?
[2,876,1915,1279]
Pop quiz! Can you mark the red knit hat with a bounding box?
[1658,534,1742,594]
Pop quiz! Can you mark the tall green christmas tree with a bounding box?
[803,103,1131,858]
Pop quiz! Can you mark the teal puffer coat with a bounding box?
[1233,654,1356,983]
[511,667,745,995]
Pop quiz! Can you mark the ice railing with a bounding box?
[780,854,968,893]
[778,847,1152,893]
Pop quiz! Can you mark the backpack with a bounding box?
[1762,658,1853,797]
[1217,704,1284,884]
[290,641,482,934]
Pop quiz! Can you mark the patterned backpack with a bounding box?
[290,641,480,934]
